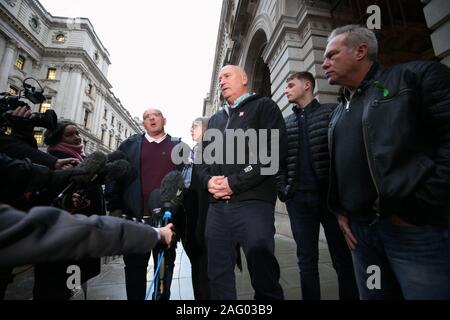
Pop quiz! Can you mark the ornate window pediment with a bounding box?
[83,101,94,112]
[5,0,18,7]
[53,32,67,44]
[29,14,41,33]
[94,51,100,63]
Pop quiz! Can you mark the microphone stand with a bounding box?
[144,207,171,301]
[51,181,74,207]
[153,209,172,301]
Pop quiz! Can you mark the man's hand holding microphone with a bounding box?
[158,223,175,248]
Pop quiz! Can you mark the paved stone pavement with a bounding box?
[5,235,339,300]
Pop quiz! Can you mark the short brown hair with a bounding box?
[286,72,316,91]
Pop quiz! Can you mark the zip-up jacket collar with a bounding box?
[292,99,320,118]
[339,62,380,102]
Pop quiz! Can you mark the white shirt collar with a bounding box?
[145,133,167,144]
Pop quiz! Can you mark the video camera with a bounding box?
[0,77,57,133]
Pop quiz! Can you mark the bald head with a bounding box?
[219,65,249,104]
[143,108,163,119]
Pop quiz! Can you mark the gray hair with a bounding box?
[193,117,210,129]
[328,25,378,61]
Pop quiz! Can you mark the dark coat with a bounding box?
[0,133,57,169]
[277,99,336,200]
[0,206,160,268]
[34,149,106,296]
[197,94,287,204]
[328,61,450,227]
[181,161,209,259]
[105,133,183,219]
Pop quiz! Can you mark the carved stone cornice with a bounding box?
[61,63,84,74]
[6,40,18,50]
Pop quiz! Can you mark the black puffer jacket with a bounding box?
[277,99,336,200]
[328,61,450,227]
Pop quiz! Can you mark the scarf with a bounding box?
[47,142,85,161]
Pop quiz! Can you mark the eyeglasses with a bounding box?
[143,113,163,120]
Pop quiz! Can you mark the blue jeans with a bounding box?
[286,191,358,300]
[350,217,450,300]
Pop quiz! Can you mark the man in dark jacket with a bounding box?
[106,108,181,300]
[323,25,450,299]
[181,116,211,300]
[277,72,358,300]
[197,65,287,300]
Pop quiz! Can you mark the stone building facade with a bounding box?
[0,0,142,154]
[204,0,450,237]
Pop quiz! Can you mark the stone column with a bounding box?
[54,65,71,118]
[423,0,450,67]
[71,70,84,122]
[59,64,83,121]
[0,40,17,92]
[93,90,105,137]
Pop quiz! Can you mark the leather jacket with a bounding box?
[328,61,450,227]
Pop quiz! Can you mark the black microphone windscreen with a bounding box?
[103,159,130,183]
[70,151,107,185]
[160,170,184,205]
[107,150,127,162]
[148,188,162,212]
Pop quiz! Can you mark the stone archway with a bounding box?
[244,29,272,97]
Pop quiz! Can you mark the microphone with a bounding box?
[99,159,130,184]
[70,151,107,185]
[52,151,107,206]
[160,170,184,211]
[147,188,163,227]
[107,150,127,162]
[146,171,183,227]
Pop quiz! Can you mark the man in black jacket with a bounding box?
[106,108,181,300]
[277,72,358,300]
[323,25,450,299]
[197,65,286,300]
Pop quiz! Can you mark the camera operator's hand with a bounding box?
[55,158,80,170]
[72,192,91,209]
[109,209,123,218]
[159,223,175,248]
[9,107,34,139]
[12,106,32,118]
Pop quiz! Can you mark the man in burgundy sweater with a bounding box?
[106,108,181,300]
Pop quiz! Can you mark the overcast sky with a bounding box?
[39,0,223,145]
